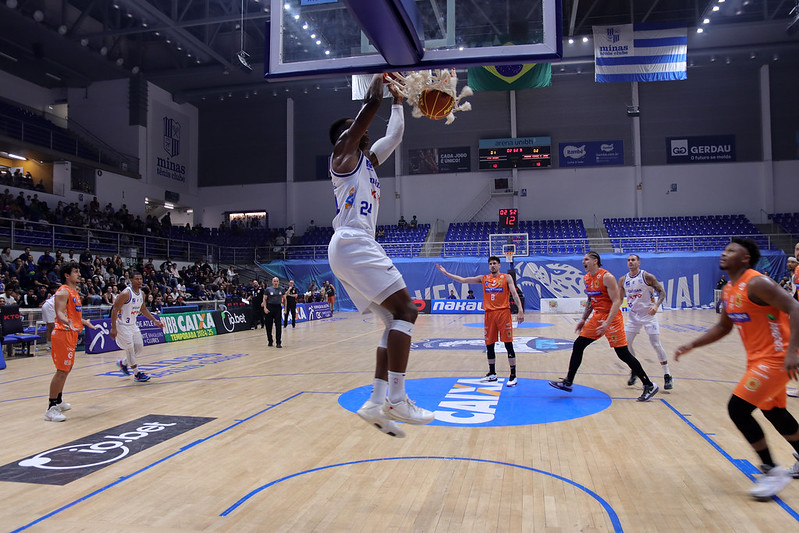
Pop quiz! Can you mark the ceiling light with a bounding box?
[6,0,19,9]
[324,50,330,55]
[131,66,140,74]
[100,46,108,56]
[310,33,316,38]
[582,36,589,43]
[32,10,44,22]
[696,28,704,33]
[58,25,67,35]
[568,38,574,44]
[293,14,299,20]
[750,52,756,59]
[164,203,174,210]
[725,57,731,64]
[7,153,26,161]
[703,18,710,24]
[116,58,124,66]
[302,23,308,30]
[316,40,321,45]
[284,3,290,9]
[710,55,716,62]
[142,21,148,28]
[712,5,719,11]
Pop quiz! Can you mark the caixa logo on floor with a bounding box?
[0,415,213,485]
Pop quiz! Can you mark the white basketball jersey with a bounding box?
[330,152,380,234]
[117,287,143,328]
[624,270,656,315]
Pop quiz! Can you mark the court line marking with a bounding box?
[661,398,799,521]
[8,391,328,533]
[218,455,623,532]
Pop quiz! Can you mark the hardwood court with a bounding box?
[1,309,797,532]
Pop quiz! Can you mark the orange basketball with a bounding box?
[418,89,455,120]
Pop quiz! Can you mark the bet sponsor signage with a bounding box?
[0,415,213,485]
[212,307,253,334]
[666,135,736,164]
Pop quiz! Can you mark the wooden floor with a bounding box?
[1,309,798,532]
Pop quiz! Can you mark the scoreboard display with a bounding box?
[499,208,518,228]
[479,137,551,170]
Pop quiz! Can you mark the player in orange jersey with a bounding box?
[437,256,524,386]
[44,262,100,422]
[549,251,659,401]
[676,238,799,500]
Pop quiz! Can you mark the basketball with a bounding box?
[418,89,455,120]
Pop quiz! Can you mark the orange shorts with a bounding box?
[733,361,790,410]
[328,296,335,306]
[484,308,513,344]
[581,311,627,348]
[51,329,78,372]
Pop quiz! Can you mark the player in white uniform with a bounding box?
[618,254,673,389]
[328,73,434,438]
[41,293,56,349]
[110,271,164,382]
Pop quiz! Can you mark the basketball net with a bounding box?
[504,251,514,264]
[386,69,473,125]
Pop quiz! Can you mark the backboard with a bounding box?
[267,0,562,81]
[489,233,529,259]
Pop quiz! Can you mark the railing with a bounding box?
[0,113,134,172]
[0,218,218,263]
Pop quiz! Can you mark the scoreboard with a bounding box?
[479,137,551,170]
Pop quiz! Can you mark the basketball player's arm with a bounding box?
[369,79,405,167]
[139,302,164,329]
[331,74,384,174]
[645,272,666,315]
[747,276,799,378]
[54,288,70,330]
[674,311,733,360]
[108,290,131,339]
[506,275,524,325]
[617,275,626,299]
[435,264,482,284]
[596,272,622,335]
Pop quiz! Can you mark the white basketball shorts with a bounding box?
[115,324,144,352]
[328,228,406,313]
[625,311,660,335]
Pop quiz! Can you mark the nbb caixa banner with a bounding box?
[162,311,217,342]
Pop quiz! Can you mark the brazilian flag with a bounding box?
[467,63,551,91]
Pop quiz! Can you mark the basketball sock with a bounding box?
[56,392,63,404]
[756,448,775,468]
[48,398,58,408]
[488,363,496,374]
[387,371,406,403]
[661,362,671,376]
[486,343,496,374]
[370,378,388,404]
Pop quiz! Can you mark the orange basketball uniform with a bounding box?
[724,269,791,409]
[582,268,627,347]
[51,285,82,372]
[482,273,513,343]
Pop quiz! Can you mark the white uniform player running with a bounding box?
[110,272,164,382]
[41,294,56,349]
[618,254,673,390]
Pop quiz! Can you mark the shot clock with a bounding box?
[499,208,518,228]
[479,137,551,170]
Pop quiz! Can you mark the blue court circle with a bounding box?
[464,321,554,328]
[338,377,612,427]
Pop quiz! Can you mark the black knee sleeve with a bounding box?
[728,395,764,444]
[504,341,515,358]
[762,407,799,436]
[486,343,495,360]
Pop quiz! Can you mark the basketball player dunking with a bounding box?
[328,73,434,437]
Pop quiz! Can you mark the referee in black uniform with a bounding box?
[262,276,286,347]
[284,280,298,328]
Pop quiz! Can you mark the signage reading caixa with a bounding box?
[666,135,736,164]
[0,415,213,485]
[162,311,217,342]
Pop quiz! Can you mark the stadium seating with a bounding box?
[603,215,770,252]
[770,212,799,235]
[442,219,589,257]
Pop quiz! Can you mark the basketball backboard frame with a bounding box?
[267,0,563,81]
[489,233,530,259]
